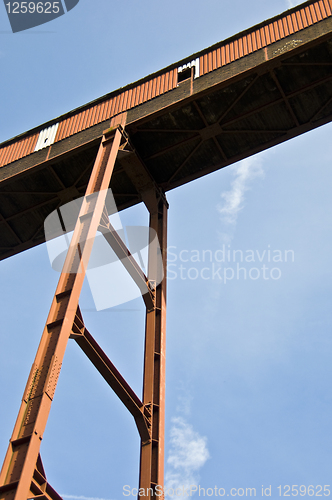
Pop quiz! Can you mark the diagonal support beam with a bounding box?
[70,308,151,444]
[310,92,332,122]
[270,70,300,127]
[98,210,155,311]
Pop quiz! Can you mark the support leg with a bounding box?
[139,196,167,499]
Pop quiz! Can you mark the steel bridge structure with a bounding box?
[1,0,332,498]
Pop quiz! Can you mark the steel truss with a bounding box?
[0,125,168,500]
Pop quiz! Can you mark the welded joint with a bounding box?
[138,402,153,445]
[114,126,169,210]
[0,481,19,495]
[69,317,85,340]
[146,281,156,312]
[141,188,168,215]
[118,131,132,153]
[148,279,156,292]
[134,404,152,444]
[144,402,152,419]
[103,124,130,149]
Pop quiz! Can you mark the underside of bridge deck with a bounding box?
[1,9,332,263]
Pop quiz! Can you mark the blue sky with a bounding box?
[1,1,332,500]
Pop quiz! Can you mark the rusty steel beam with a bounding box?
[167,140,203,184]
[0,195,60,224]
[139,196,167,498]
[98,210,155,311]
[217,74,260,124]
[115,144,169,497]
[70,308,151,444]
[310,92,332,121]
[143,134,199,162]
[270,70,301,127]
[0,211,23,244]
[0,126,124,500]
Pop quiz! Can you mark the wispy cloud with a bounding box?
[61,495,113,500]
[165,416,209,494]
[217,156,264,243]
[175,385,193,417]
[286,0,304,7]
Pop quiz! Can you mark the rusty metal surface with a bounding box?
[55,69,178,143]
[1,25,332,262]
[0,127,123,500]
[200,0,332,74]
[1,2,330,496]
[0,132,38,168]
[139,197,167,496]
[0,0,330,170]
[0,140,168,499]
[1,1,332,264]
[127,29,332,191]
[0,67,178,169]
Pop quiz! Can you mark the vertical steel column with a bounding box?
[139,196,167,499]
[0,127,123,500]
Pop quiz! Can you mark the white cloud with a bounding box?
[217,156,264,242]
[165,417,209,494]
[175,388,193,417]
[286,0,304,7]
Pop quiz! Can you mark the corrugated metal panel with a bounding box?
[1,0,332,169]
[54,68,178,144]
[0,133,38,168]
[46,67,178,149]
[34,123,59,152]
[70,112,80,135]
[324,0,332,15]
[200,0,332,75]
